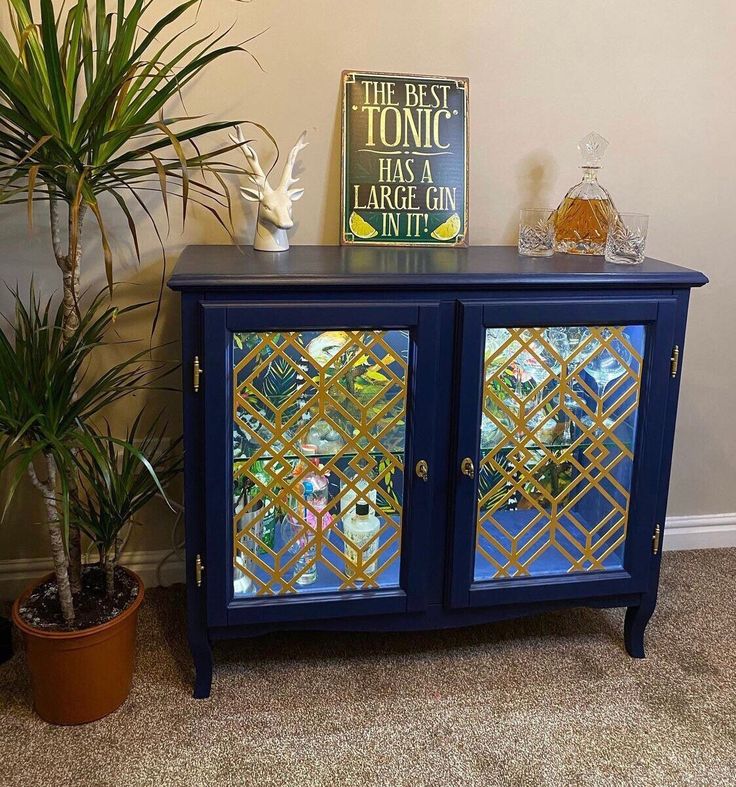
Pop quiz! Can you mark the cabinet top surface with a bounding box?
[167,245,708,291]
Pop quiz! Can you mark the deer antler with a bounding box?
[278,131,308,193]
[229,125,269,193]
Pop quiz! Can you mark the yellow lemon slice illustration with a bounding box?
[349,211,378,239]
[431,213,462,241]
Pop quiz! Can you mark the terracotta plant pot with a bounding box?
[11,567,144,725]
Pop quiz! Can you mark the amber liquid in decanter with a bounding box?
[554,194,613,256]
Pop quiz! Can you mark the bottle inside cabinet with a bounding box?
[343,501,382,579]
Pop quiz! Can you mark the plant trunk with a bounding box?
[107,532,124,598]
[50,199,87,595]
[105,550,115,597]
[28,456,75,625]
[51,199,87,341]
[48,520,75,626]
[68,526,82,595]
[61,264,81,338]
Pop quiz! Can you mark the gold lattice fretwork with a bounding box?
[476,325,644,580]
[232,329,409,596]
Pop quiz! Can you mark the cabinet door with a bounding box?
[202,302,439,625]
[448,297,677,608]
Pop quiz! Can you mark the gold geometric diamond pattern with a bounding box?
[476,326,644,579]
[232,330,408,595]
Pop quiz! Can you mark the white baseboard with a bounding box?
[0,549,185,601]
[662,512,736,552]
[1,514,734,600]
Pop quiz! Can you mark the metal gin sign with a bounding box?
[341,71,469,247]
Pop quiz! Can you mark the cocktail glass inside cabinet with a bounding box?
[231,328,410,597]
[475,324,646,581]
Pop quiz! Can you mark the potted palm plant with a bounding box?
[0,0,251,593]
[0,0,256,722]
[11,412,182,726]
[0,288,174,723]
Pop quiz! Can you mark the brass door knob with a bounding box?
[461,457,475,479]
[415,459,429,482]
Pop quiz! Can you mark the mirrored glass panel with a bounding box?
[232,329,409,597]
[475,325,646,581]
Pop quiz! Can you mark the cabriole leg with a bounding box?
[624,599,656,659]
[191,637,213,699]
[187,589,213,699]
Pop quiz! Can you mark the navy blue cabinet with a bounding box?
[169,245,706,698]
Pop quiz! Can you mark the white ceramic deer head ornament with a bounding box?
[230,127,308,251]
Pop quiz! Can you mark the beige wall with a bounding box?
[1,0,734,562]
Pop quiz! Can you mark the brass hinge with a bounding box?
[670,345,680,378]
[652,523,661,555]
[195,553,204,587]
[193,355,203,393]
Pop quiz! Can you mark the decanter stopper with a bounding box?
[578,131,609,169]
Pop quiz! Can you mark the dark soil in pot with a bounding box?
[17,565,138,631]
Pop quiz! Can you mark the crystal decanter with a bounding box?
[554,132,616,255]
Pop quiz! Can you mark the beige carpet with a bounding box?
[1,548,734,787]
